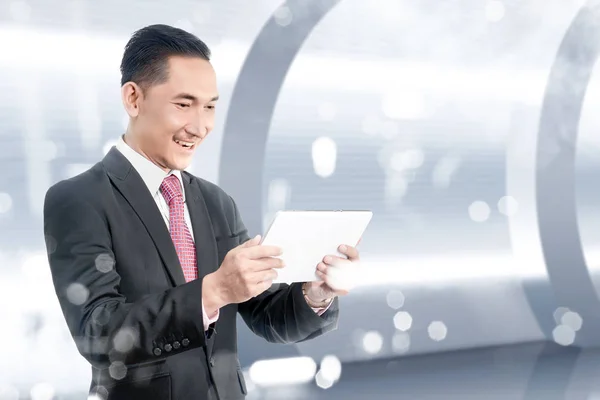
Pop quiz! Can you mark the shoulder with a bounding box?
[44,162,106,209]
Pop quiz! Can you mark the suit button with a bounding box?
[209,357,215,367]
[153,347,162,356]
[173,341,181,350]
[182,338,190,347]
[164,344,172,352]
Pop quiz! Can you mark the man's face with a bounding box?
[123,56,218,172]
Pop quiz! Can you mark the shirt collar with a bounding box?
[115,135,185,201]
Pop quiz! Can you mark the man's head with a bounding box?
[120,24,218,172]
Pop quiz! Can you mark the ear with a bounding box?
[121,82,143,118]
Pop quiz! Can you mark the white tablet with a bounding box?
[260,210,373,284]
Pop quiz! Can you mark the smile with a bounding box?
[174,139,195,149]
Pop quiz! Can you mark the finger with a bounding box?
[316,262,328,273]
[241,235,261,248]
[338,244,359,260]
[323,255,349,266]
[252,268,279,283]
[242,244,283,259]
[318,263,352,294]
[253,257,285,271]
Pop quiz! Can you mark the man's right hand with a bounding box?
[203,235,284,312]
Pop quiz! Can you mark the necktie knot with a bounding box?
[160,174,183,205]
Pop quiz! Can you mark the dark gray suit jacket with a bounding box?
[43,147,339,400]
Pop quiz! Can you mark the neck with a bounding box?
[123,131,170,173]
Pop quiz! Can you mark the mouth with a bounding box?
[173,138,197,150]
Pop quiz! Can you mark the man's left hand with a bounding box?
[304,243,361,303]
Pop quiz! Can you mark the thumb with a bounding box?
[242,234,261,247]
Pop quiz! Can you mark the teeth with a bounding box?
[175,140,194,148]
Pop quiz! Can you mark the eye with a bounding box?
[206,105,216,110]
[176,103,191,108]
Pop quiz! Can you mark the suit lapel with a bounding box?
[182,172,219,278]
[182,172,219,358]
[102,148,186,287]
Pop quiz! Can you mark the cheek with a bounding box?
[163,109,188,132]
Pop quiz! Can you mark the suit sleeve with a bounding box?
[44,183,207,368]
[231,197,340,344]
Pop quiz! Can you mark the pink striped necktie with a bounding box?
[160,174,198,282]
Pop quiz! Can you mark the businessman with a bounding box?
[43,24,360,400]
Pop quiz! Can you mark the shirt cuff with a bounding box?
[202,300,220,331]
[311,298,335,316]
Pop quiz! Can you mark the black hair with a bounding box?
[120,24,211,89]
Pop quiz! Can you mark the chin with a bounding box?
[168,158,193,172]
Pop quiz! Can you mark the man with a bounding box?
[43,24,360,400]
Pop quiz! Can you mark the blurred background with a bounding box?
[2,0,600,398]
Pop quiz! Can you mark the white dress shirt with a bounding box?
[115,136,218,330]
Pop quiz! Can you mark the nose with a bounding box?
[187,110,213,139]
[186,125,207,139]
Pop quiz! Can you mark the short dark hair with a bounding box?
[120,24,211,89]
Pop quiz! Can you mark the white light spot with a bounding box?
[312,136,337,178]
[0,192,13,214]
[553,307,570,324]
[274,6,293,27]
[315,370,335,389]
[553,325,576,346]
[486,0,506,22]
[89,386,108,400]
[497,196,518,216]
[392,331,411,353]
[362,331,383,354]
[428,321,448,341]
[109,361,128,380]
[386,290,405,309]
[249,357,316,386]
[9,0,31,22]
[0,385,19,400]
[267,179,291,211]
[113,327,137,353]
[393,311,413,331]
[384,174,409,206]
[318,103,337,121]
[66,283,89,305]
[432,155,461,189]
[30,383,55,400]
[91,307,111,326]
[390,149,424,172]
[45,235,57,255]
[361,114,380,136]
[561,311,583,332]
[381,91,426,120]
[103,140,118,156]
[319,355,342,382]
[95,253,115,273]
[469,201,490,222]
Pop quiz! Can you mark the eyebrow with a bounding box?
[174,93,219,102]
